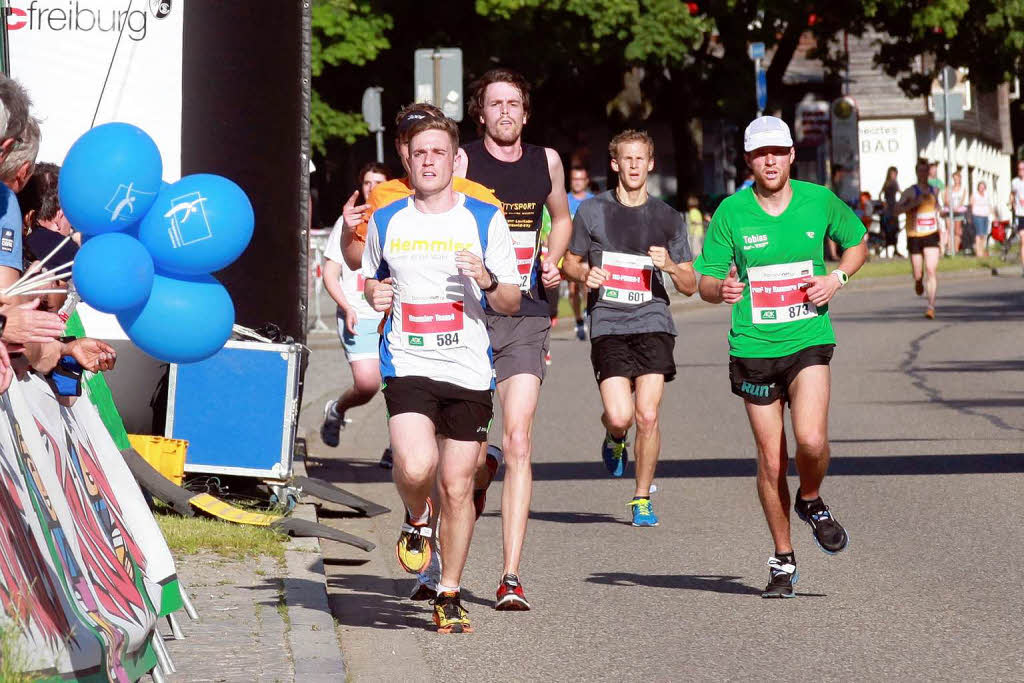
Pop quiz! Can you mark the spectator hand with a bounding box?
[721,265,746,304]
[64,338,117,373]
[1,299,65,345]
[341,190,370,231]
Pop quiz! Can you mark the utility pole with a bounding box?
[942,66,955,257]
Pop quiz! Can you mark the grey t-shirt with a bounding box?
[569,190,691,338]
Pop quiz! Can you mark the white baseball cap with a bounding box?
[743,116,794,152]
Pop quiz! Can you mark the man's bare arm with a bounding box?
[542,148,572,267]
[560,251,589,284]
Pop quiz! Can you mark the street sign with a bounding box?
[756,66,767,113]
[934,93,965,121]
[361,86,383,132]
[748,42,765,60]
[414,48,463,121]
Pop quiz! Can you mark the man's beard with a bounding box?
[488,121,523,145]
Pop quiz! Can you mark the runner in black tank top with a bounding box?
[460,69,572,612]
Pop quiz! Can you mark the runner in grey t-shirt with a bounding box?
[562,129,696,527]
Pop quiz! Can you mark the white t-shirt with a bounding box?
[1012,177,1024,217]
[324,219,383,323]
[361,193,518,391]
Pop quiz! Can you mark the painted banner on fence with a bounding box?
[0,372,180,681]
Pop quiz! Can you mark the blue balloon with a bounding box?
[59,122,163,235]
[117,273,235,363]
[138,174,254,275]
[72,233,154,313]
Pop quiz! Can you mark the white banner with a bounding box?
[8,0,184,179]
[0,371,184,679]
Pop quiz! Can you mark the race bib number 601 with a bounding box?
[748,260,818,324]
[401,299,465,350]
[600,251,654,305]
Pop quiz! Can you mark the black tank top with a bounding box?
[463,139,552,317]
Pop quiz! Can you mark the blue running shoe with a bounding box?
[601,432,628,477]
[628,497,659,527]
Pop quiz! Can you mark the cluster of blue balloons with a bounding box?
[59,123,254,363]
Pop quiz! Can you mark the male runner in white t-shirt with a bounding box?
[362,115,520,634]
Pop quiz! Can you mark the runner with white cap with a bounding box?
[694,116,866,598]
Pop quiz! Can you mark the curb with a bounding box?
[281,455,347,681]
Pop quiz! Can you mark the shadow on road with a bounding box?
[327,574,433,631]
[586,572,827,598]
[311,452,1024,485]
[839,288,1024,324]
[481,510,625,525]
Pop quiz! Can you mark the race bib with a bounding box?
[600,252,654,305]
[401,298,465,350]
[914,211,938,234]
[511,231,537,291]
[748,260,817,325]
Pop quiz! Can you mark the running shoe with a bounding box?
[601,432,628,477]
[545,351,552,366]
[494,573,531,611]
[628,497,659,527]
[924,307,935,319]
[794,490,849,554]
[320,400,344,447]
[473,445,503,520]
[379,447,393,469]
[433,591,472,634]
[762,556,799,598]
[575,320,586,341]
[396,499,434,574]
[914,278,924,296]
[410,545,441,601]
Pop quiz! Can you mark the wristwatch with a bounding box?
[831,269,849,287]
[482,269,500,293]
[0,313,6,340]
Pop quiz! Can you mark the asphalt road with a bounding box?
[300,271,1024,682]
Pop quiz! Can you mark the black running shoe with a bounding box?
[762,556,798,598]
[320,400,344,447]
[379,447,393,469]
[794,490,849,554]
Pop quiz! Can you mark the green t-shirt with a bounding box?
[694,180,865,358]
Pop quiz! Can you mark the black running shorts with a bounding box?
[590,332,676,384]
[729,344,834,405]
[907,233,941,254]
[382,376,492,442]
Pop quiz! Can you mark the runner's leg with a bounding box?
[497,373,541,576]
[787,365,831,501]
[745,400,792,554]
[389,413,438,520]
[923,246,940,311]
[910,252,923,284]
[599,376,634,440]
[632,374,666,498]
[437,437,483,588]
[336,358,381,414]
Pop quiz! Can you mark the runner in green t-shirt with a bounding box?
[694,116,867,599]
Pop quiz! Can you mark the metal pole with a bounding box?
[375,129,384,163]
[943,69,955,257]
[432,49,442,107]
[755,58,763,117]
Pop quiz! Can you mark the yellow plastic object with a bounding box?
[188,493,280,526]
[127,434,188,487]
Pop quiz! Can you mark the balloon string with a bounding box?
[2,235,72,296]
[90,0,134,129]
[7,267,74,297]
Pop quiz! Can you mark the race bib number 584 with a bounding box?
[402,299,465,349]
[600,252,654,305]
[748,261,817,324]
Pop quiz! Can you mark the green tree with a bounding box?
[311,0,394,155]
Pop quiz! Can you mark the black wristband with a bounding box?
[0,313,6,340]
[482,269,500,293]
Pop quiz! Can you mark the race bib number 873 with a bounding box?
[401,299,465,349]
[748,260,817,324]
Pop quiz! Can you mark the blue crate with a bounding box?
[166,341,301,480]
